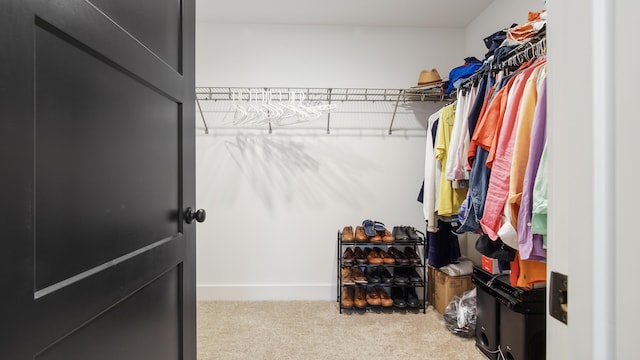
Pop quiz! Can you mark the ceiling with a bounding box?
[196,0,495,28]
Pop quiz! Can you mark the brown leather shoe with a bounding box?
[376,286,394,307]
[354,226,367,241]
[342,226,354,242]
[353,247,367,264]
[351,266,367,284]
[341,286,354,308]
[341,266,355,285]
[374,247,395,264]
[370,231,382,243]
[342,247,355,266]
[365,247,383,264]
[381,229,395,243]
[366,287,381,306]
[354,286,367,308]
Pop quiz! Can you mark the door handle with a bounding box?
[184,207,206,224]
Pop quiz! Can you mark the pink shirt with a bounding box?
[479,60,545,240]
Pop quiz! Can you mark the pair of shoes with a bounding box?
[341,286,354,307]
[404,247,422,265]
[354,287,367,308]
[392,226,423,242]
[366,287,381,306]
[362,219,386,237]
[376,286,394,307]
[341,266,355,285]
[350,266,367,284]
[366,266,393,285]
[353,247,367,264]
[390,286,420,309]
[387,246,410,265]
[342,226,355,241]
[365,247,383,264]
[393,267,423,285]
[343,247,355,266]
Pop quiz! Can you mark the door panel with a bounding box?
[87,0,182,72]
[34,22,180,291]
[0,0,196,358]
[36,267,181,360]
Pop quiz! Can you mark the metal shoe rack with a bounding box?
[336,229,427,313]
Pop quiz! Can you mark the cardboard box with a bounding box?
[481,255,500,274]
[428,266,475,314]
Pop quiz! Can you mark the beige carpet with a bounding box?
[197,301,485,360]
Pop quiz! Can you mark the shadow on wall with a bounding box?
[221,134,378,210]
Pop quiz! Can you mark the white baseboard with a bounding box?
[197,284,336,301]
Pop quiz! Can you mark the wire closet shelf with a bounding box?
[195,85,453,135]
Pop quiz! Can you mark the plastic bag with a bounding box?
[442,288,477,338]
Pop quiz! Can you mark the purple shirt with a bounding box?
[518,76,547,260]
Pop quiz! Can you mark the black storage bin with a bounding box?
[472,266,546,360]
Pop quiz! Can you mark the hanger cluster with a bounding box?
[229,89,337,126]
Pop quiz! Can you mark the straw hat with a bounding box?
[412,69,443,87]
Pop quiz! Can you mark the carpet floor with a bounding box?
[197,301,485,360]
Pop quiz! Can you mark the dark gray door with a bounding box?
[0,0,197,358]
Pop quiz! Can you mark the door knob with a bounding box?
[184,207,206,224]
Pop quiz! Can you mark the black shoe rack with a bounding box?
[337,230,427,313]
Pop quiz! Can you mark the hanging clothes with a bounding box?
[423,110,442,232]
[435,103,468,217]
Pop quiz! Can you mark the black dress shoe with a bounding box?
[392,226,409,241]
[390,287,407,309]
[405,287,420,308]
[403,247,422,265]
[393,267,409,285]
[377,266,393,285]
[388,246,410,265]
[406,267,423,285]
[366,267,381,284]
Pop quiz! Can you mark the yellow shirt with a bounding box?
[435,104,468,216]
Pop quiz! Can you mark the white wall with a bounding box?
[465,0,546,60]
[195,23,464,300]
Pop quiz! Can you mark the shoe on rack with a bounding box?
[362,219,386,237]
[370,231,383,243]
[393,267,409,285]
[376,266,394,285]
[376,286,394,307]
[404,247,422,265]
[355,226,367,242]
[342,247,355,266]
[388,246,410,265]
[365,247,383,265]
[366,267,381,284]
[341,266,355,285]
[354,247,367,264]
[390,287,407,309]
[366,287,381,306]
[405,287,420,308]
[405,226,422,242]
[381,229,395,243]
[342,226,355,242]
[351,266,368,284]
[374,247,395,265]
[354,286,367,308]
[341,286,354,308]
[392,226,409,241]
[406,267,423,285]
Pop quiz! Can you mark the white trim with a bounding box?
[197,284,336,301]
[592,0,615,358]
